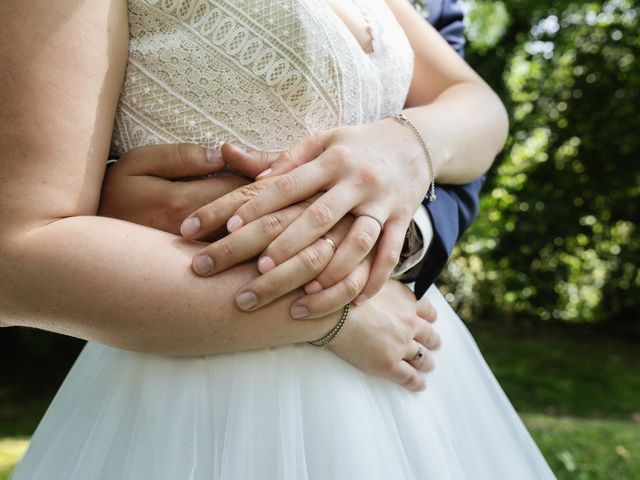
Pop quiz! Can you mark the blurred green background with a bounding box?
[1,1,638,479]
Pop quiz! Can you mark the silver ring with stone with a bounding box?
[412,344,425,362]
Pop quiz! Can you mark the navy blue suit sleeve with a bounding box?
[408,0,484,298]
[425,0,466,58]
[412,177,485,298]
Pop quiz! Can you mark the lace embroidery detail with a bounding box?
[111,0,414,157]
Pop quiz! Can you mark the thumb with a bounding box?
[255,135,327,179]
[220,143,277,178]
[117,144,225,178]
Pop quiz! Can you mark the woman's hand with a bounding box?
[98,144,250,236]
[181,120,431,305]
[327,280,440,392]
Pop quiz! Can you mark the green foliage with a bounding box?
[444,0,640,326]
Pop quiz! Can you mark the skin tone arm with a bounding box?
[0,0,347,354]
[177,0,509,315]
[0,1,438,390]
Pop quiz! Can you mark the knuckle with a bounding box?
[354,230,376,253]
[379,354,397,373]
[272,236,296,260]
[329,144,350,162]
[177,143,206,166]
[238,183,261,202]
[275,174,298,195]
[300,246,326,273]
[198,203,218,225]
[403,371,421,387]
[258,150,272,164]
[259,214,284,239]
[424,356,436,373]
[277,149,294,164]
[357,165,385,188]
[241,200,262,221]
[324,145,352,172]
[343,277,363,298]
[219,239,236,258]
[402,315,418,332]
[166,192,192,219]
[381,248,402,267]
[254,278,278,299]
[307,203,334,229]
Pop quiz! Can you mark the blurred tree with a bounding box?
[442,0,640,329]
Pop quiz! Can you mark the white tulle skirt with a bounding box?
[11,286,555,479]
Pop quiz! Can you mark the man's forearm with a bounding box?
[1,216,338,355]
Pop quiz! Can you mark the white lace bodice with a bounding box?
[111,0,414,156]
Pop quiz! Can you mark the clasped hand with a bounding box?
[99,126,439,392]
[181,120,432,317]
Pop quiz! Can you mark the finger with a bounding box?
[180,176,250,212]
[118,143,225,177]
[311,213,383,292]
[190,203,306,276]
[416,298,438,324]
[292,255,372,319]
[259,185,358,268]
[355,218,410,306]
[180,178,275,240]
[255,134,328,179]
[229,159,334,232]
[234,236,336,312]
[390,361,427,392]
[220,143,278,178]
[404,340,436,373]
[141,176,248,236]
[413,321,441,352]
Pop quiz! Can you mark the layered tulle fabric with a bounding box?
[11,287,555,479]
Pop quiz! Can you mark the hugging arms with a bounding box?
[0,0,506,390]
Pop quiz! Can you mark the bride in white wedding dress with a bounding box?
[2,0,555,478]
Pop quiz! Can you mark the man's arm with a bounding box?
[424,0,466,57]
[407,0,486,297]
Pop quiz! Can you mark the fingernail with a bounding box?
[206,149,223,166]
[304,281,323,294]
[181,217,201,238]
[256,168,272,179]
[236,291,258,311]
[258,256,276,273]
[227,215,243,232]
[291,305,309,319]
[353,294,368,306]
[193,255,214,275]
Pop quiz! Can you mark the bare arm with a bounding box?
[387,0,509,183]
[0,0,337,354]
[172,0,508,313]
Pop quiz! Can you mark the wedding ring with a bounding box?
[355,212,384,230]
[412,344,425,362]
[321,235,336,252]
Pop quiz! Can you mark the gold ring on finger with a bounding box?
[321,235,336,252]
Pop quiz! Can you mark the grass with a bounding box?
[467,322,640,479]
[1,324,639,479]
